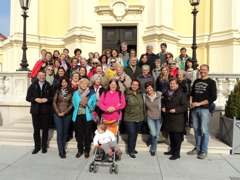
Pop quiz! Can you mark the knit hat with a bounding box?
[92,58,101,64]
[91,74,102,84]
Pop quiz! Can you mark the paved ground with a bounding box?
[0,146,240,180]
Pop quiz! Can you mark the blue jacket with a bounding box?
[72,89,97,122]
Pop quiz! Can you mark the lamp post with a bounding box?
[17,0,31,71]
[189,0,200,67]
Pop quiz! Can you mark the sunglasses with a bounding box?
[169,63,176,65]
[110,61,116,64]
[92,63,98,65]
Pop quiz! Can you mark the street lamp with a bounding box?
[17,0,31,71]
[189,0,200,67]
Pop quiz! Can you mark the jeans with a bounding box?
[125,121,143,154]
[147,119,162,152]
[54,114,72,153]
[191,107,211,153]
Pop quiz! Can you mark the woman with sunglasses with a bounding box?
[88,59,101,79]
[106,57,118,79]
[45,65,55,85]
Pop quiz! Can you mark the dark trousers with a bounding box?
[125,121,143,154]
[32,113,50,149]
[169,131,183,157]
[54,114,72,153]
[75,115,93,153]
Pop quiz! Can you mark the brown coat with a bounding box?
[53,90,73,116]
[162,88,188,132]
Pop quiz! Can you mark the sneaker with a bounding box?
[187,148,199,155]
[197,151,207,159]
[129,153,136,159]
[134,150,138,155]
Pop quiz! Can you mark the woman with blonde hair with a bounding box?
[72,78,97,159]
[45,65,54,85]
[156,65,172,94]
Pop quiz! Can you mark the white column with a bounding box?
[214,78,226,110]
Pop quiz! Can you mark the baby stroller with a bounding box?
[89,120,121,174]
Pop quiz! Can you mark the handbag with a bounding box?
[86,104,100,123]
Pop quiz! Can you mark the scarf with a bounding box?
[168,89,176,100]
[155,67,160,71]
[61,87,68,100]
[142,73,149,78]
[61,60,68,71]
[110,66,116,71]
[71,80,79,91]
[94,84,101,100]
[79,87,90,107]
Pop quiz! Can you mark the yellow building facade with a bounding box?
[0,0,240,73]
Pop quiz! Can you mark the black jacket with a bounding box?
[26,81,54,114]
[124,65,141,81]
[162,88,188,132]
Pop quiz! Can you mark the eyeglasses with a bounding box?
[167,56,171,58]
[168,63,176,65]
[92,63,98,65]
[47,69,53,71]
[110,61,116,64]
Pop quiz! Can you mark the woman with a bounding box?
[104,48,111,60]
[124,80,144,159]
[94,52,100,59]
[88,58,101,79]
[80,57,92,75]
[72,78,97,158]
[152,59,161,83]
[163,52,174,66]
[52,67,66,92]
[98,79,126,138]
[106,57,117,80]
[99,54,108,73]
[53,59,61,75]
[79,66,88,79]
[53,77,73,158]
[144,81,162,156]
[107,48,124,65]
[71,71,81,91]
[68,57,80,76]
[87,52,94,66]
[156,66,172,94]
[162,78,188,160]
[137,65,154,93]
[138,54,148,68]
[89,65,109,89]
[53,50,60,61]
[177,70,191,127]
[45,65,55,85]
[113,64,132,93]
[60,53,70,71]
[185,59,200,89]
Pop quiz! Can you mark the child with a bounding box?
[93,123,122,156]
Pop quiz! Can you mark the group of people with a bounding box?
[26,42,217,161]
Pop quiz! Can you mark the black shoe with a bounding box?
[146,141,150,147]
[42,148,47,154]
[76,151,83,158]
[169,155,180,160]
[32,148,41,154]
[59,152,66,159]
[85,152,89,158]
[129,153,136,159]
[134,150,138,155]
[63,150,66,155]
[164,151,172,155]
[150,152,155,156]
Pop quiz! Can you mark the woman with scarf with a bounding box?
[137,65,154,93]
[106,57,118,80]
[71,71,81,91]
[112,64,131,93]
[53,77,73,158]
[162,78,188,160]
[89,65,109,89]
[72,78,97,159]
[59,53,70,72]
[45,65,55,85]
[87,58,101,79]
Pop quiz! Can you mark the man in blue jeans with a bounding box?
[187,64,217,159]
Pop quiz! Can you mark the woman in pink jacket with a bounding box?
[98,79,126,138]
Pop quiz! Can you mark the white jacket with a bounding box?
[93,129,116,146]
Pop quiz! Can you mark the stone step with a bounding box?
[0,117,232,155]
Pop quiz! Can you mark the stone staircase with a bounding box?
[0,116,231,154]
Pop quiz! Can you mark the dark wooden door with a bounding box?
[102,26,137,53]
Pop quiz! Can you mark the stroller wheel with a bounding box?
[114,164,119,174]
[93,164,99,173]
[89,162,94,172]
[109,164,114,174]
[117,154,121,161]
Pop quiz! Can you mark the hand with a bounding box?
[117,103,121,107]
[42,98,48,103]
[162,108,166,112]
[35,98,42,103]
[120,77,125,82]
[115,76,120,80]
[42,63,46,67]
[107,107,115,112]
[170,109,176,113]
[191,102,201,108]
[59,112,64,117]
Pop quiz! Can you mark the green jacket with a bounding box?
[124,88,144,122]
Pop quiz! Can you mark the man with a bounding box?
[63,48,71,64]
[119,42,129,63]
[145,44,158,72]
[26,71,53,154]
[124,56,141,81]
[168,60,179,77]
[175,47,191,70]
[187,64,217,159]
[157,43,168,65]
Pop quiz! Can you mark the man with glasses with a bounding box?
[168,60,179,77]
[187,64,217,160]
[26,71,53,155]
[124,57,141,81]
